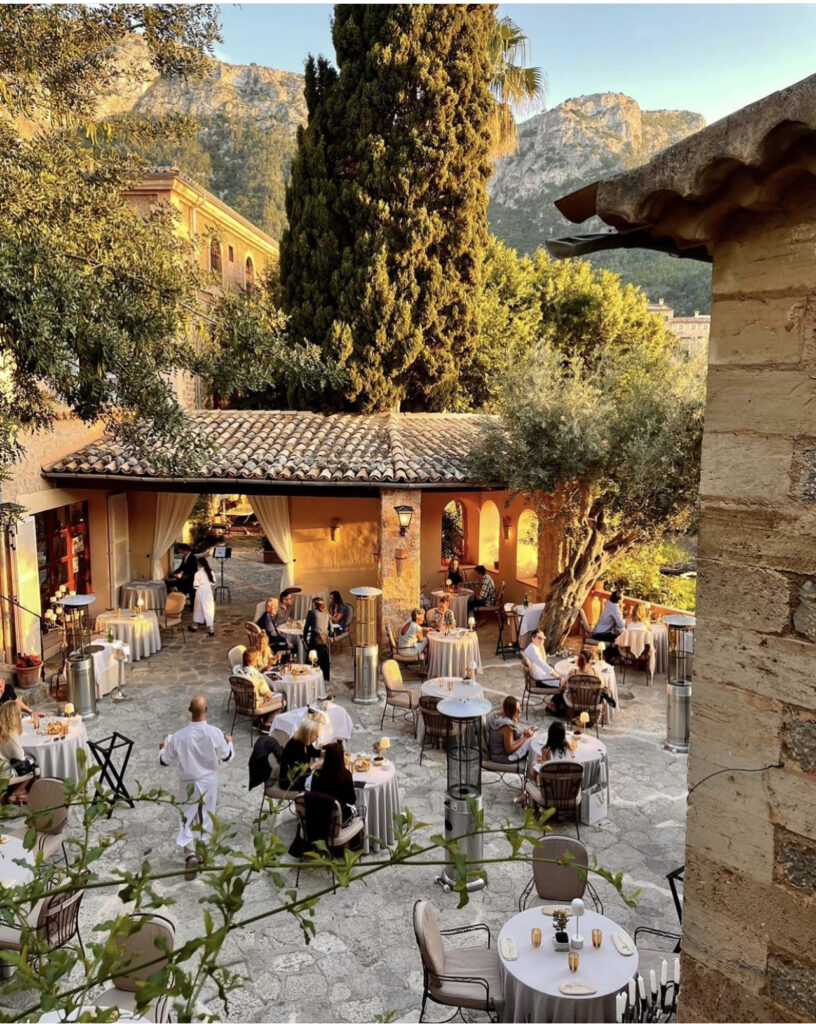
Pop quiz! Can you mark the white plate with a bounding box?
[559,981,597,996]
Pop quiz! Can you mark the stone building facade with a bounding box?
[552,74,816,1022]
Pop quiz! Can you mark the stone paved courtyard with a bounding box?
[3,543,689,1021]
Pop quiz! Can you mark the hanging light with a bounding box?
[394,505,414,536]
[502,516,512,541]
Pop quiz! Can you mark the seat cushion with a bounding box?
[334,816,364,848]
[433,946,504,1013]
[256,695,284,715]
[388,690,418,710]
[483,758,523,774]
[0,899,43,950]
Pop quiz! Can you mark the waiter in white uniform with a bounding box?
[159,695,233,878]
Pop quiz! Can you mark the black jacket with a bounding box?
[279,739,319,791]
[311,766,357,821]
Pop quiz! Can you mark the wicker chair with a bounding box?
[413,899,503,1023]
[520,656,561,717]
[0,888,85,964]
[380,659,420,733]
[161,591,186,643]
[245,621,264,650]
[7,777,68,865]
[480,721,526,789]
[329,604,354,653]
[386,621,426,675]
[293,793,365,887]
[95,913,175,1023]
[258,750,304,824]
[565,675,604,736]
[617,643,654,686]
[525,761,584,838]
[418,694,447,764]
[571,606,601,651]
[229,676,284,741]
[518,835,602,912]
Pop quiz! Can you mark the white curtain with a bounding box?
[249,495,294,591]
[151,493,198,580]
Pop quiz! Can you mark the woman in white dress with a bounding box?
[189,556,215,637]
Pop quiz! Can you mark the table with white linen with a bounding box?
[119,580,167,612]
[615,628,657,680]
[514,602,546,638]
[94,610,161,661]
[431,589,473,627]
[268,668,324,710]
[351,759,401,854]
[0,833,35,889]
[292,591,329,620]
[21,718,88,783]
[89,640,130,697]
[272,703,353,748]
[426,631,482,678]
[529,731,609,803]
[555,659,618,724]
[418,678,485,744]
[278,624,306,663]
[498,907,638,1024]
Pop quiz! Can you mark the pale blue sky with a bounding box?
[217,3,816,125]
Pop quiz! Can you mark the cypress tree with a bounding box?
[279,4,495,411]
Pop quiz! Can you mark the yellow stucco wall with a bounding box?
[290,495,380,598]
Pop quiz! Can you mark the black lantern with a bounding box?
[394,505,414,536]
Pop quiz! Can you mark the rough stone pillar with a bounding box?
[378,489,421,645]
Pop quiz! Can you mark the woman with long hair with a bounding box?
[310,739,357,825]
[189,555,216,637]
[0,701,33,803]
[535,721,575,765]
[279,719,320,791]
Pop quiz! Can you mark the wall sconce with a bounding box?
[502,516,512,541]
[329,517,341,542]
[395,548,408,577]
[394,505,414,536]
[372,545,381,569]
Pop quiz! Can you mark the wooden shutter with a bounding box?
[13,517,42,654]
[107,493,130,604]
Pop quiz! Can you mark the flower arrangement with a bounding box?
[15,652,42,669]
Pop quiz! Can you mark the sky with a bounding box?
[216,3,816,125]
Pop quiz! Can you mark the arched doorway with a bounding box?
[479,500,500,569]
[441,499,465,563]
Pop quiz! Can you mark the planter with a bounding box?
[15,664,42,689]
[262,550,277,565]
[552,932,570,952]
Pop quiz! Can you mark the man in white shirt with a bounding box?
[523,631,559,684]
[159,696,233,878]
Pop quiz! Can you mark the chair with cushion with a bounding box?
[380,659,420,733]
[480,721,526,789]
[95,913,175,1023]
[245,621,264,650]
[0,764,36,805]
[565,675,604,736]
[258,750,304,824]
[518,835,602,912]
[0,888,85,965]
[386,621,426,675]
[229,676,284,742]
[293,793,365,887]
[418,695,447,764]
[520,656,561,717]
[161,592,186,644]
[7,777,68,865]
[571,606,601,651]
[225,644,247,712]
[329,603,354,653]
[412,899,503,1023]
[525,761,584,838]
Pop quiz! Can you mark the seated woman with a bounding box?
[561,649,603,685]
[255,633,283,673]
[425,595,455,631]
[279,719,320,792]
[625,603,652,631]
[234,649,274,704]
[398,608,428,660]
[532,721,575,771]
[257,597,293,660]
[446,558,464,589]
[310,740,358,826]
[486,696,537,766]
[0,702,33,803]
[328,591,350,636]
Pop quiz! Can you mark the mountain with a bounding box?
[488,93,712,314]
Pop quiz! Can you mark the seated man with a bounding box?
[257,597,294,660]
[164,543,198,603]
[0,677,42,718]
[275,589,297,626]
[523,631,559,684]
[468,565,496,612]
[592,591,625,662]
[425,595,455,630]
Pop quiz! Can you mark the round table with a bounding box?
[119,580,167,612]
[514,602,546,637]
[21,719,87,783]
[268,668,324,710]
[555,659,618,724]
[292,592,329,621]
[431,590,473,627]
[279,624,306,663]
[95,611,161,661]
[272,703,353,748]
[422,677,484,701]
[529,731,609,800]
[427,631,482,678]
[0,833,34,888]
[89,640,130,697]
[351,759,401,854]
[498,907,638,1023]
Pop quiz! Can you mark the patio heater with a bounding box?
[61,594,99,721]
[664,614,695,753]
[436,696,492,894]
[350,586,382,705]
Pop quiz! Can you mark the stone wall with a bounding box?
[680,176,816,1022]
[377,489,421,645]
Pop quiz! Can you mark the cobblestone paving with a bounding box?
[3,541,688,1022]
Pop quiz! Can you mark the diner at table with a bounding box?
[94,608,161,661]
[555,654,619,723]
[426,627,482,678]
[425,594,456,630]
[430,587,472,628]
[527,722,610,803]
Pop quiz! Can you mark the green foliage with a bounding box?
[487,15,546,158]
[280,4,496,412]
[441,501,464,560]
[604,538,697,612]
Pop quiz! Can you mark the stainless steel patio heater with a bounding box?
[350,586,382,704]
[664,614,695,753]
[61,594,99,721]
[436,696,492,893]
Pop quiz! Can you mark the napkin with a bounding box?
[612,931,635,956]
[559,981,597,995]
[499,936,518,960]
[540,905,573,917]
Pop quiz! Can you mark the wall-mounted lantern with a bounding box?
[502,516,512,541]
[329,517,341,542]
[394,505,414,536]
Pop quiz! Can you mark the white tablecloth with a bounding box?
[0,833,34,888]
[431,590,473,627]
[615,628,656,680]
[529,732,609,801]
[555,659,618,724]
[292,592,329,620]
[498,907,638,1024]
[514,602,546,637]
[651,623,668,673]
[272,703,353,747]
[22,719,88,782]
[352,760,400,854]
[427,631,482,678]
[94,611,161,661]
[279,625,306,663]
[119,580,167,611]
[90,640,130,697]
[269,668,324,710]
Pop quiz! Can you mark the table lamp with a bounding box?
[468,616,476,632]
[570,897,585,948]
[308,649,318,667]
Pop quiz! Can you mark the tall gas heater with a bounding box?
[350,586,381,704]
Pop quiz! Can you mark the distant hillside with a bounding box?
[488,93,712,314]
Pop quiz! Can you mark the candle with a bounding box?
[638,976,646,1001]
[63,703,75,716]
[616,992,626,1023]
[661,959,668,986]
[579,711,590,726]
[379,737,390,751]
[674,959,680,985]
[308,650,318,665]
[468,616,475,630]
[650,969,657,995]
[628,978,636,1005]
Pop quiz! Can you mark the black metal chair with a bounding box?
[495,604,521,660]
[418,694,447,764]
[634,865,684,952]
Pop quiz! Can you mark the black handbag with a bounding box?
[10,754,38,777]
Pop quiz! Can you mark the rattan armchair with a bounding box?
[565,675,604,736]
[95,913,175,1023]
[521,656,561,717]
[525,761,584,838]
[413,899,503,1023]
[518,835,602,912]
[161,591,186,643]
[229,676,284,741]
[245,621,264,650]
[380,659,420,733]
[618,643,654,686]
[386,621,426,675]
[418,694,447,764]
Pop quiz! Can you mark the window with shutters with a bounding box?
[107,494,130,604]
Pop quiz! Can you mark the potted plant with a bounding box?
[552,909,571,951]
[14,652,42,689]
[260,536,280,565]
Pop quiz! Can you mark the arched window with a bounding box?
[479,500,500,568]
[245,255,255,289]
[441,499,465,563]
[516,509,539,579]
[209,238,222,279]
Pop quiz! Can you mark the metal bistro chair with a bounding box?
[329,604,354,654]
[475,578,504,626]
[293,793,365,889]
[571,606,601,652]
[0,888,85,966]
[386,621,426,675]
[518,835,603,912]
[7,777,69,866]
[565,675,604,737]
[521,656,561,717]
[480,721,527,790]
[413,899,503,1023]
[95,913,175,1023]
[418,694,447,765]
[496,601,521,660]
[526,761,584,839]
[161,591,186,644]
[635,865,684,953]
[618,642,654,687]
[258,749,304,825]
[380,659,420,733]
[228,676,284,742]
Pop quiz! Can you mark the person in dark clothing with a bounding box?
[0,678,39,717]
[279,720,320,792]
[310,740,357,825]
[303,597,331,682]
[446,558,464,588]
[256,597,294,660]
[165,543,198,603]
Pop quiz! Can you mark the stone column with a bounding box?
[378,489,421,646]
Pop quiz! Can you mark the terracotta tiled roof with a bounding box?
[43,411,495,487]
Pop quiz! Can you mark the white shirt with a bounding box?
[595,600,624,634]
[523,642,558,682]
[159,720,233,783]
